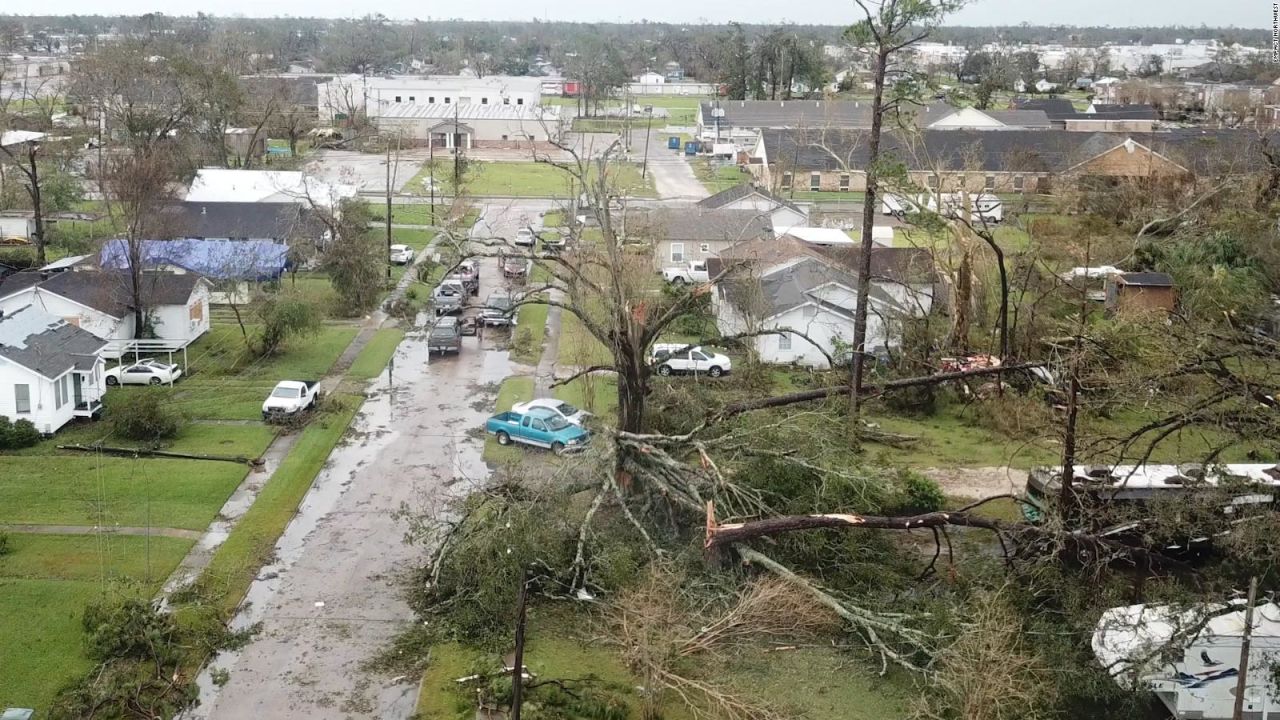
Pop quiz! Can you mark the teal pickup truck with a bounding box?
[485,408,590,454]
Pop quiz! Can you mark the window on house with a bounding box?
[839,174,850,191]
[481,97,489,104]
[14,384,30,413]
[927,175,939,189]
[984,175,995,191]
[781,172,793,190]
[504,97,511,105]
[409,96,415,102]
[670,243,685,263]
[810,172,821,191]
[1013,175,1025,191]
[778,333,792,351]
[54,377,64,408]
[501,134,509,141]
[444,97,451,104]
[429,96,435,103]
[517,98,525,105]
[699,243,710,253]
[394,95,402,103]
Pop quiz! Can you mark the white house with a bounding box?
[636,71,666,86]
[0,304,107,434]
[0,270,212,357]
[696,184,809,236]
[709,236,934,368]
[184,169,357,208]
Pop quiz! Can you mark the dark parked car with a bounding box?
[428,316,462,355]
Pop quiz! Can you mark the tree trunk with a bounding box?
[950,246,972,353]
[27,147,46,267]
[848,48,889,432]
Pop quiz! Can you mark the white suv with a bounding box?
[648,344,732,378]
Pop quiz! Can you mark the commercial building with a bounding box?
[372,103,563,148]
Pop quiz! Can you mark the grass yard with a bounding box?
[407,161,657,199]
[554,375,617,418]
[415,609,908,720]
[171,326,358,420]
[368,203,445,226]
[557,311,613,368]
[347,328,407,380]
[188,395,362,615]
[0,534,195,711]
[693,158,750,195]
[0,456,249,530]
[482,376,536,465]
[510,298,549,366]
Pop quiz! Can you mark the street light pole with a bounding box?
[385,135,393,280]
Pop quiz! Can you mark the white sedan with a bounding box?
[105,360,183,386]
[512,398,591,426]
[390,244,415,265]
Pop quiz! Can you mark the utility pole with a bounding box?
[1233,576,1259,720]
[429,139,436,225]
[641,109,653,179]
[385,135,392,280]
[510,567,529,720]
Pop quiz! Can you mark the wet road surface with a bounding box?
[187,209,535,719]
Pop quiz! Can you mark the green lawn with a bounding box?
[0,534,195,712]
[510,301,549,366]
[407,161,657,199]
[415,609,907,720]
[0,579,104,712]
[557,312,612,367]
[170,326,358,420]
[369,203,446,226]
[555,375,617,418]
[1,533,193,585]
[0,457,248,530]
[483,376,536,465]
[187,395,362,615]
[694,159,751,195]
[348,328,407,380]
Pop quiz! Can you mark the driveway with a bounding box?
[187,207,529,719]
[638,130,708,201]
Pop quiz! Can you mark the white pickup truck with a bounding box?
[262,380,321,421]
[661,260,710,285]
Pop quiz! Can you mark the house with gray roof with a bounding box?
[0,304,107,433]
[633,207,773,271]
[709,235,935,368]
[0,269,212,356]
[696,184,808,235]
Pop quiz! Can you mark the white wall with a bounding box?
[0,361,75,434]
[151,284,210,344]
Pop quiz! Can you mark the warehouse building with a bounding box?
[372,104,563,149]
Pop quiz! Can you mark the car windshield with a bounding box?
[430,325,456,338]
[556,402,579,416]
[488,296,511,309]
[272,386,301,398]
[544,415,571,431]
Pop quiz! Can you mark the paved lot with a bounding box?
[188,205,541,719]
[306,149,430,195]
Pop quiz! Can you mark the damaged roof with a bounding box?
[0,304,106,379]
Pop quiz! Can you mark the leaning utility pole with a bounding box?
[384,135,393,280]
[510,567,529,720]
[1232,576,1259,720]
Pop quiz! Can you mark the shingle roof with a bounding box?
[0,304,106,379]
[37,270,205,318]
[762,127,1279,176]
[983,109,1053,128]
[0,271,44,300]
[1011,97,1079,121]
[697,183,803,213]
[163,202,317,240]
[1088,104,1159,120]
[1116,271,1174,287]
[711,235,936,290]
[636,208,773,243]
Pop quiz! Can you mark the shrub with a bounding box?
[970,392,1054,441]
[252,293,321,356]
[0,417,42,449]
[112,391,184,442]
[891,471,946,515]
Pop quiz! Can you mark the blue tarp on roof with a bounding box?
[99,239,288,281]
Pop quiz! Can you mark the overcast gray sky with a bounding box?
[25,0,1270,28]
